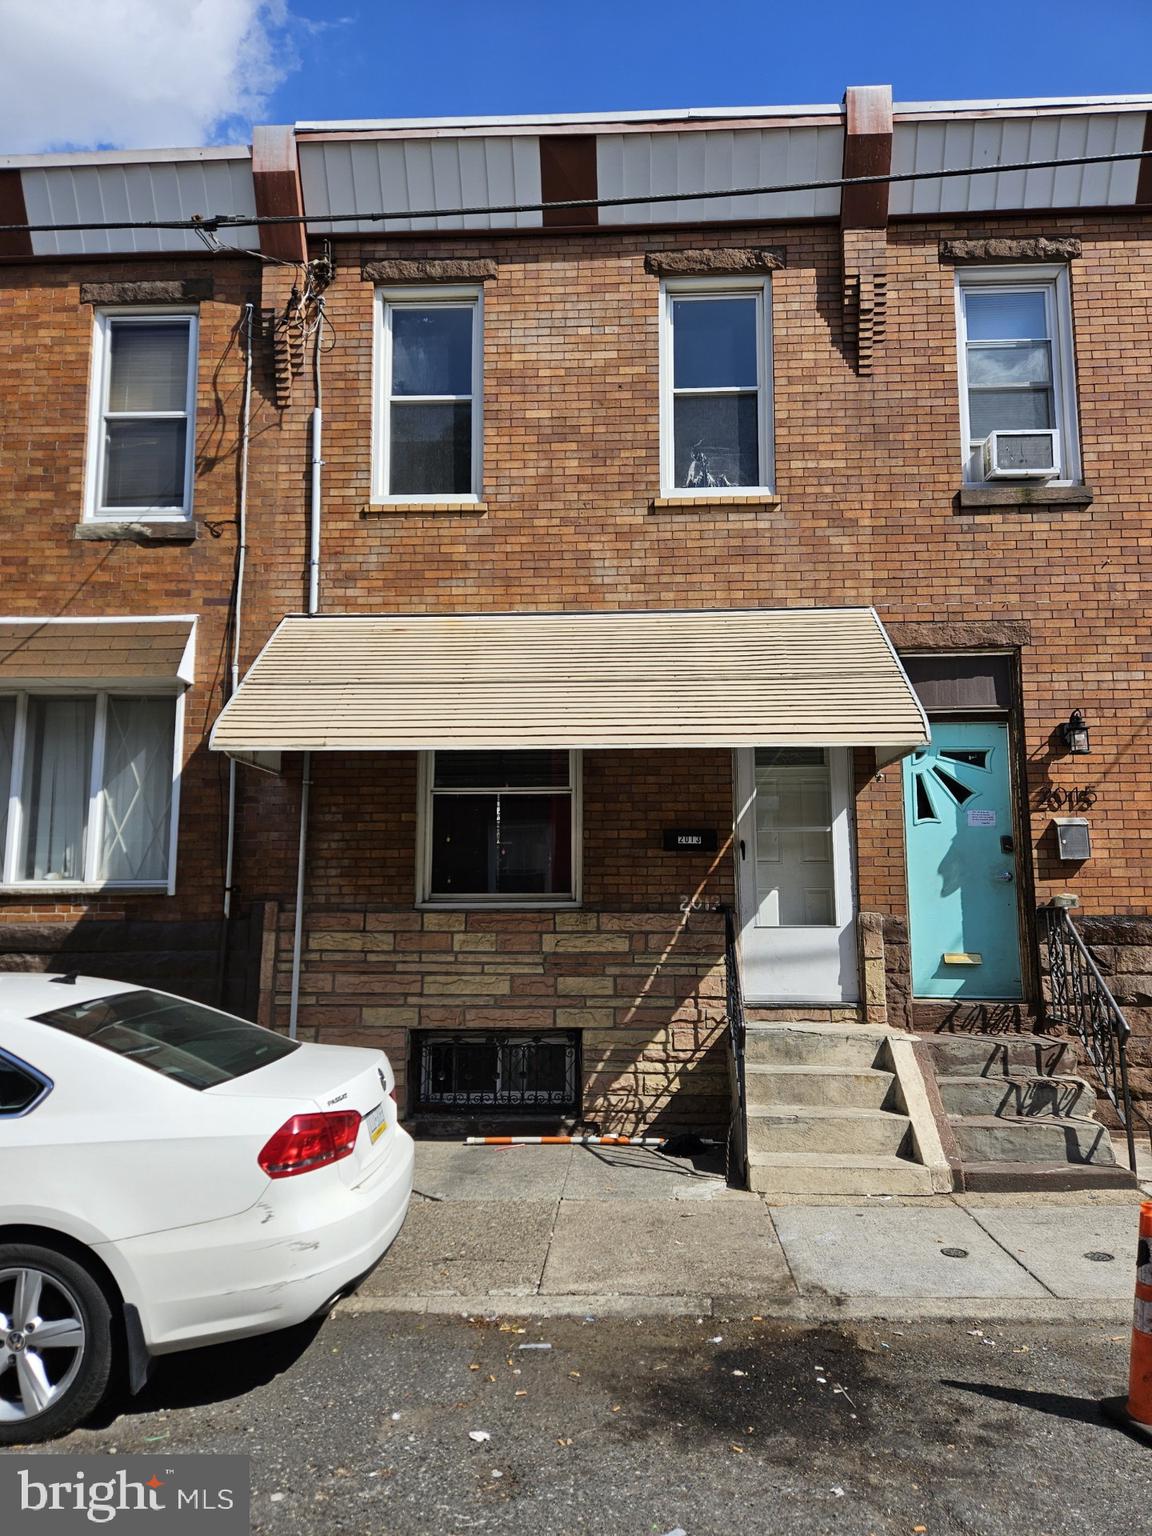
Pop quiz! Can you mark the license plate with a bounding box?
[365,1102,388,1144]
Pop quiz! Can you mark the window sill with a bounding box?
[363,501,488,516]
[650,494,780,512]
[956,484,1094,512]
[417,899,581,911]
[75,520,199,544]
[0,884,170,895]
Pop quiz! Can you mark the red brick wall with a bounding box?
[0,258,257,926]
[5,210,1152,1094]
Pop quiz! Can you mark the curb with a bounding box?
[336,1293,1135,1324]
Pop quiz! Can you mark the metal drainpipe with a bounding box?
[222,302,254,926]
[288,296,325,1040]
[215,302,255,1007]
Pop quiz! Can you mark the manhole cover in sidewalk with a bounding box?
[1084,1251,1115,1262]
[940,1247,969,1259]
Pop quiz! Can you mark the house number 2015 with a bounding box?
[1035,785,1098,810]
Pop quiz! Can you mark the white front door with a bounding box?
[735,747,859,1004]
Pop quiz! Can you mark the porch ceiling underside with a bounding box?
[211,608,928,761]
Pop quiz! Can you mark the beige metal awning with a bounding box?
[0,617,196,685]
[211,608,927,765]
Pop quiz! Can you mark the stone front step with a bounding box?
[744,1024,889,1071]
[747,1104,912,1157]
[748,1151,937,1196]
[948,1113,1117,1166]
[744,1063,898,1110]
[939,1073,1092,1119]
[919,1033,1069,1078]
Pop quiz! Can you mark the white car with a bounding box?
[0,973,414,1442]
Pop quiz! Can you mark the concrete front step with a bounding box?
[920,1033,1069,1078]
[949,1113,1117,1166]
[939,1073,1092,1119]
[958,1160,1138,1192]
[744,1024,888,1071]
[744,1064,899,1110]
[747,1104,912,1157]
[748,1151,937,1196]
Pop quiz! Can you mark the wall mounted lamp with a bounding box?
[1061,709,1091,755]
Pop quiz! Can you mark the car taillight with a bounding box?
[258,1111,361,1178]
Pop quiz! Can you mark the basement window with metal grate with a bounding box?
[413,1031,581,1116]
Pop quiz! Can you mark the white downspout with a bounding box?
[222,301,255,925]
[288,296,325,1041]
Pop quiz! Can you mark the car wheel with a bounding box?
[0,1244,114,1443]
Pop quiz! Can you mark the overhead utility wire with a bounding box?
[2,147,1151,235]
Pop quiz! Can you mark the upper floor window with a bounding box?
[420,750,579,905]
[87,311,198,520]
[956,267,1080,484]
[660,277,774,496]
[373,287,483,502]
[0,691,179,889]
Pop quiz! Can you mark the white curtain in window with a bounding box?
[0,697,14,858]
[99,696,175,883]
[22,698,95,881]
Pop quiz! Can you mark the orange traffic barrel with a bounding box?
[1102,1199,1152,1443]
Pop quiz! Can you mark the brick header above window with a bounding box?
[79,278,214,304]
[360,258,498,283]
[644,246,786,277]
[939,237,1082,263]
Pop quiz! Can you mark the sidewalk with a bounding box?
[339,1141,1150,1324]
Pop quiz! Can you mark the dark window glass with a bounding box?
[390,402,471,495]
[391,307,473,396]
[674,393,759,488]
[433,751,570,790]
[672,297,758,388]
[415,1031,579,1112]
[35,989,299,1091]
[430,793,572,897]
[0,1061,46,1114]
[102,420,187,508]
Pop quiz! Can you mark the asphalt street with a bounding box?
[29,1312,1152,1536]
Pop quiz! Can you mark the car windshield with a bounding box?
[33,989,299,1091]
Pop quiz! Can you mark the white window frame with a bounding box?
[658,275,775,498]
[84,307,199,522]
[0,686,184,895]
[372,285,484,504]
[955,265,1081,486]
[416,750,582,909]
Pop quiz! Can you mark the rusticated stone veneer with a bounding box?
[272,907,729,1134]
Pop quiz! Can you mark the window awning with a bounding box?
[211,608,928,766]
[0,617,196,686]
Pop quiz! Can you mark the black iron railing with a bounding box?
[722,906,749,1189]
[1043,905,1150,1173]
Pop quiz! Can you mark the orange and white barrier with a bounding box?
[465,1135,670,1146]
[1103,1198,1152,1443]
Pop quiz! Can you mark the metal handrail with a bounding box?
[1043,904,1151,1174]
[721,906,749,1189]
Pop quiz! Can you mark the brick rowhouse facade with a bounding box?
[2,89,1152,1130]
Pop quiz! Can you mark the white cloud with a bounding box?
[0,0,303,153]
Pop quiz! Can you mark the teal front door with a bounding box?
[902,721,1023,1000]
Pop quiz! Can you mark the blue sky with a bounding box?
[271,0,1151,123]
[2,1,1148,155]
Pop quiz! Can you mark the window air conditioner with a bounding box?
[981,429,1060,480]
